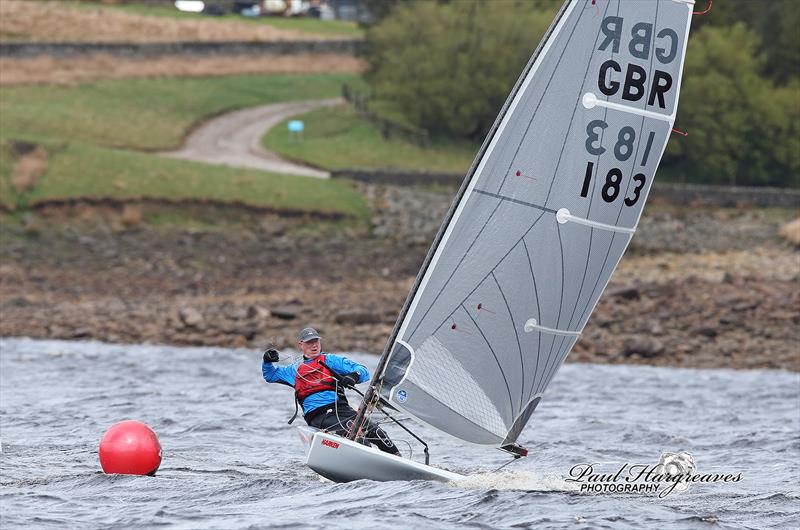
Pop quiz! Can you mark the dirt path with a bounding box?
[161,99,339,178]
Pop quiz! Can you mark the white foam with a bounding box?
[450,470,581,492]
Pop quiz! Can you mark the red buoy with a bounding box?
[99,420,162,476]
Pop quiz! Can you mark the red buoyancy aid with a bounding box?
[295,354,344,405]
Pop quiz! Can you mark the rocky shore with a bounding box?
[1,183,797,371]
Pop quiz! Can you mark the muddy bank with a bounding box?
[1,188,797,371]
[0,53,363,86]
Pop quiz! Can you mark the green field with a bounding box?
[0,74,368,218]
[71,1,363,37]
[27,141,367,217]
[0,74,356,149]
[263,105,478,173]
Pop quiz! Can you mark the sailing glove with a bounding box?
[263,348,280,363]
[339,372,360,388]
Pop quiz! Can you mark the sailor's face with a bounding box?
[299,338,321,358]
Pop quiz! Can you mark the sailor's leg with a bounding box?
[333,406,400,455]
[309,408,350,436]
[309,406,400,455]
[361,420,401,456]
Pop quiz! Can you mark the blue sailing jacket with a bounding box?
[262,353,369,415]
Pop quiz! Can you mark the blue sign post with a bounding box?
[288,120,304,142]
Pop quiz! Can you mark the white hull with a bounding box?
[297,427,464,483]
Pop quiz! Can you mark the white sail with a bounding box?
[373,0,695,447]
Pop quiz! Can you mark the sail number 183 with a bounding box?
[581,119,654,207]
[580,161,644,206]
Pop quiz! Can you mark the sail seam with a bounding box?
[577,233,619,327]
[535,335,558,396]
[542,336,574,393]
[473,189,556,213]
[429,211,546,354]
[522,238,543,400]
[491,272,526,413]
[568,224,594,330]
[538,336,563,395]
[408,198,505,341]
[535,222,567,394]
[545,219,567,385]
[461,302,516,421]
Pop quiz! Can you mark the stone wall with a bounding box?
[0,39,363,58]
[650,182,800,209]
[331,168,462,186]
[335,169,800,209]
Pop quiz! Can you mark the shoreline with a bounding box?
[3,335,798,376]
[1,189,797,372]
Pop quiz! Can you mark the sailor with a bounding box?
[262,327,400,456]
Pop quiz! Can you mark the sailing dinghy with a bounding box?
[299,0,694,482]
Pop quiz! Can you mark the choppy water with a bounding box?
[1,338,798,529]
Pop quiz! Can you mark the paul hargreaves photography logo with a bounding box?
[566,452,742,498]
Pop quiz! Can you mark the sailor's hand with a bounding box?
[263,348,280,363]
[339,372,360,388]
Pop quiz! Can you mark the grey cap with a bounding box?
[298,327,321,342]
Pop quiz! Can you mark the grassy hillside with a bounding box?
[0,74,367,218]
[24,141,367,217]
[263,104,477,173]
[0,74,356,149]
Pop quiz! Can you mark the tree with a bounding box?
[364,1,555,140]
[665,23,799,187]
[691,0,799,85]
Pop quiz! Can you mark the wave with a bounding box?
[450,470,581,493]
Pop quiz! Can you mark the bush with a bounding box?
[364,1,555,141]
[665,23,799,187]
[366,4,798,187]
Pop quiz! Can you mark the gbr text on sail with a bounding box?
[597,15,679,109]
[579,14,682,208]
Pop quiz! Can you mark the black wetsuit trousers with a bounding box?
[305,403,400,455]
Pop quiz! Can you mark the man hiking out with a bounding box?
[261,327,400,456]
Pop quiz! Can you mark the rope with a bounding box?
[493,457,522,473]
[693,0,712,16]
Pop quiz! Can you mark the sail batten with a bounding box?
[369,0,693,447]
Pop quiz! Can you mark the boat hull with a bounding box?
[297,427,464,483]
